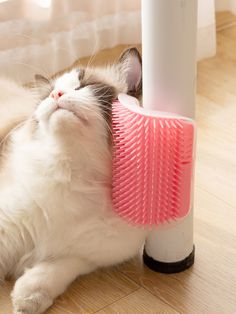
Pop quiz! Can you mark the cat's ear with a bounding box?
[118,47,142,98]
[33,74,53,99]
[34,74,51,85]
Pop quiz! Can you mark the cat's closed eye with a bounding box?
[74,83,95,91]
[75,86,82,91]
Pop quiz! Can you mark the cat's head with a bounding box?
[33,48,142,146]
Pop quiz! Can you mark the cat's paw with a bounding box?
[12,290,53,314]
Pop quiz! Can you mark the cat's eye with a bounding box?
[75,83,86,91]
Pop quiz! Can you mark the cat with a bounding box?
[0,48,148,314]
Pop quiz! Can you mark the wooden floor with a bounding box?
[1,12,236,314]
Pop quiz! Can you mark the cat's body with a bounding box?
[0,48,147,313]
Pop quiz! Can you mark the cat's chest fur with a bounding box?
[1,138,146,275]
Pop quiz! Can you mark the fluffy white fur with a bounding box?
[0,49,147,313]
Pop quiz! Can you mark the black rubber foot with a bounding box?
[143,245,195,274]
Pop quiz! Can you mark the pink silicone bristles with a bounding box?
[112,97,195,226]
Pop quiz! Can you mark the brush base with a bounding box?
[143,245,195,274]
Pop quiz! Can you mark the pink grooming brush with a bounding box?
[112,94,195,226]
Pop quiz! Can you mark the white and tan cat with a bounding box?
[0,48,147,314]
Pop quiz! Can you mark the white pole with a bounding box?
[142,0,197,272]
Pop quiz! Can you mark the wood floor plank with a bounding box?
[220,24,236,40]
[47,268,140,314]
[195,187,236,237]
[195,91,236,207]
[96,288,179,314]
[216,11,236,32]
[118,244,236,313]
[217,31,236,61]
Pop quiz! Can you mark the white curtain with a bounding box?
[0,0,234,84]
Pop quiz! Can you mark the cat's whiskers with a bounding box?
[85,35,99,69]
[63,97,113,136]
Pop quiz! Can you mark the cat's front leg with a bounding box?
[12,257,94,314]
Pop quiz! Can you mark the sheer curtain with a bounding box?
[0,0,142,83]
[0,0,233,84]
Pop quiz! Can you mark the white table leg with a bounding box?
[141,0,197,273]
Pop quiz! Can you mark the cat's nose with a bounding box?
[50,90,64,100]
